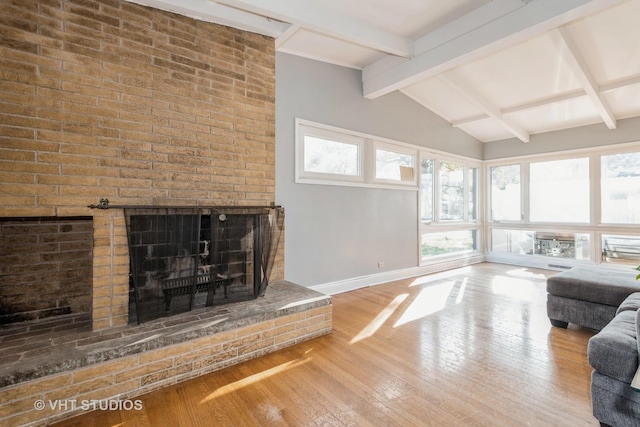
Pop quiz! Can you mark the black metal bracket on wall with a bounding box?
[87,198,111,209]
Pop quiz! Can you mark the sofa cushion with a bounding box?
[634,309,640,392]
[588,310,639,384]
[617,292,640,315]
[637,308,640,357]
[547,267,640,307]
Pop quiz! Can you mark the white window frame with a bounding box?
[418,151,483,265]
[420,157,435,224]
[372,141,417,186]
[485,141,640,269]
[528,156,591,224]
[599,150,640,225]
[438,159,467,223]
[294,119,419,191]
[488,162,525,223]
[421,154,482,225]
[296,121,365,185]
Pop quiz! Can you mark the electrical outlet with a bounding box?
[378,261,385,268]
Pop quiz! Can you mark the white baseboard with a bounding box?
[309,255,485,295]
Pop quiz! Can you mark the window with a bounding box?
[421,230,477,258]
[602,234,640,263]
[601,152,640,224]
[491,229,534,255]
[529,158,589,223]
[375,145,415,183]
[297,122,364,184]
[490,229,591,260]
[419,154,482,264]
[295,119,417,190]
[490,164,521,221]
[468,167,478,221]
[486,144,640,268]
[303,136,360,176]
[420,158,434,223]
[439,161,464,221]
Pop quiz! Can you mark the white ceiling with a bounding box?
[127,0,640,143]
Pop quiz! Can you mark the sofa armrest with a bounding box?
[634,309,640,392]
[637,308,640,356]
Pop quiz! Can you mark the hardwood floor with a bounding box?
[52,262,597,427]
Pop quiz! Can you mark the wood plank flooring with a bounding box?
[52,262,598,427]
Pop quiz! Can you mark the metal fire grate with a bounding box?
[123,206,283,324]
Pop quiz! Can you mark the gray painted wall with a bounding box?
[275,53,640,287]
[275,53,482,287]
[483,116,640,160]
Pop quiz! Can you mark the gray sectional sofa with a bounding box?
[588,295,640,427]
[546,266,640,331]
[546,266,640,426]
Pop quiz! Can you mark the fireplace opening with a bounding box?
[124,206,283,324]
[0,217,93,325]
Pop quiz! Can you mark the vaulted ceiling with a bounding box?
[128,0,640,143]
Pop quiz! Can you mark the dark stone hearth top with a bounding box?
[0,281,331,388]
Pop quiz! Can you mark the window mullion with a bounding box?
[522,162,529,223]
[591,154,600,226]
[434,159,440,224]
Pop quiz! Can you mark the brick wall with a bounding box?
[0,0,282,329]
[0,217,93,324]
[0,0,275,211]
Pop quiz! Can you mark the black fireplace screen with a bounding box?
[124,206,283,324]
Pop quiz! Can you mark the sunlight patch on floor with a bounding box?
[506,268,546,279]
[491,275,537,300]
[394,281,454,327]
[409,267,471,287]
[199,358,311,403]
[350,293,408,344]
[455,277,467,304]
[258,402,286,423]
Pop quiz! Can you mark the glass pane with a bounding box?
[490,165,520,221]
[303,136,359,176]
[376,148,414,181]
[533,231,590,260]
[468,167,478,221]
[601,152,640,224]
[420,158,434,222]
[530,158,589,222]
[602,234,640,264]
[439,162,464,221]
[491,229,534,255]
[421,230,477,258]
[575,233,591,261]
